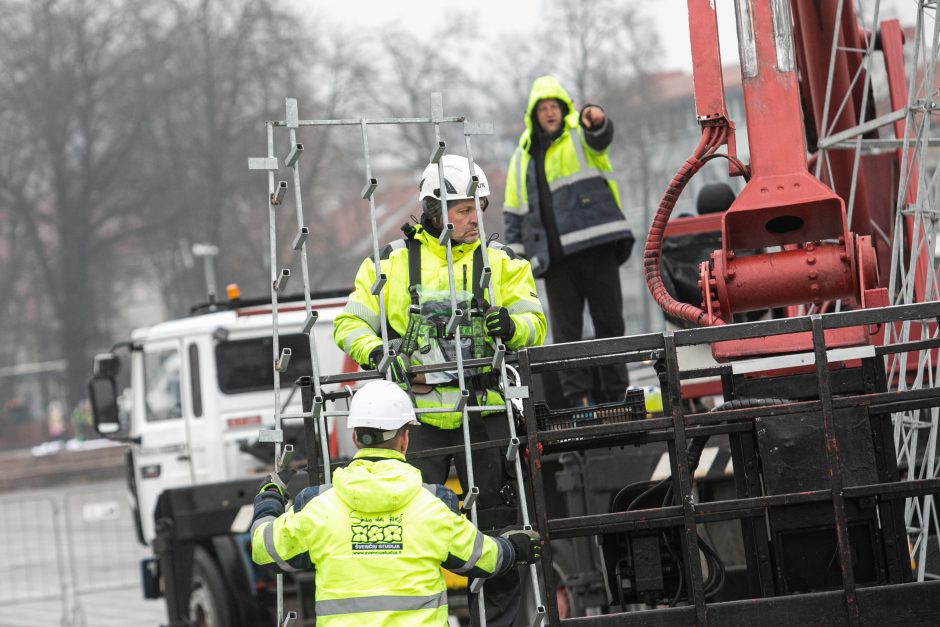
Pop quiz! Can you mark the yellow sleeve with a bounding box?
[251,502,317,570]
[333,257,384,366]
[442,509,510,577]
[503,151,519,211]
[497,254,546,349]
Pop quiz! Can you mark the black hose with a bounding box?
[686,397,791,476]
[650,398,792,603]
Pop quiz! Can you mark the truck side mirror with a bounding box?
[94,352,121,377]
[88,375,121,434]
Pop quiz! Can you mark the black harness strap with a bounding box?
[406,236,422,306]
[471,246,486,308]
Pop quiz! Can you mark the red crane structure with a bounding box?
[511,0,940,624]
[645,0,896,359]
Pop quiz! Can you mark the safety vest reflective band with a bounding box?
[560,221,632,248]
[449,530,484,574]
[509,146,527,215]
[548,128,608,191]
[341,300,381,332]
[315,590,448,617]
[250,514,274,539]
[505,128,613,217]
[518,316,538,345]
[262,522,302,573]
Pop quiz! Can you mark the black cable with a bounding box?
[612,398,793,606]
[663,398,791,601]
[626,477,671,511]
[663,530,684,607]
[611,478,660,512]
[700,534,726,597]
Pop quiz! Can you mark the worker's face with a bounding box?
[448,199,479,244]
[535,99,563,134]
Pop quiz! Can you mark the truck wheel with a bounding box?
[190,546,233,627]
[516,559,578,624]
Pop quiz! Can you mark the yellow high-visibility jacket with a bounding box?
[503,75,632,277]
[333,225,546,428]
[251,448,514,626]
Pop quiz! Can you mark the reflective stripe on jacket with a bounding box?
[333,225,546,428]
[503,75,632,277]
[252,448,513,626]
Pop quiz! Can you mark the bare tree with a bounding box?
[540,0,660,105]
[355,19,490,168]
[0,0,368,407]
[0,0,188,408]
[142,1,374,311]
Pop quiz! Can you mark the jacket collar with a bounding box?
[334,447,423,513]
[353,448,406,462]
[412,224,480,261]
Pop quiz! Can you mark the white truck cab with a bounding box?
[123,296,349,543]
[88,292,355,625]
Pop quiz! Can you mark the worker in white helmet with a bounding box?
[333,154,546,625]
[251,380,541,626]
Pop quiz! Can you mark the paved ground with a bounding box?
[0,479,167,627]
[0,475,468,627]
[0,586,167,627]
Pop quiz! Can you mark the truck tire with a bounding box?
[516,545,580,624]
[190,546,234,627]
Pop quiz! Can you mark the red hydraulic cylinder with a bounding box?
[685,0,740,170]
[687,0,728,121]
[705,241,856,321]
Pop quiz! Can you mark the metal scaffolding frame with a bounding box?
[248,94,545,626]
[809,0,940,583]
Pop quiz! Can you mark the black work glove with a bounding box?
[258,467,296,499]
[501,528,542,566]
[484,306,515,341]
[368,348,408,383]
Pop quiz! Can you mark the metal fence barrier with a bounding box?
[0,482,144,626]
[0,494,68,619]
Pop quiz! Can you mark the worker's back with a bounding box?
[254,448,508,626]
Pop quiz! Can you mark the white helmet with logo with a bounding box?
[418,154,490,204]
[347,380,418,442]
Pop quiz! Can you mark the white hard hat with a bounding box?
[419,154,490,203]
[347,380,418,436]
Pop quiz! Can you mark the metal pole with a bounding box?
[464,127,545,623]
[284,98,333,485]
[191,243,219,299]
[262,120,286,627]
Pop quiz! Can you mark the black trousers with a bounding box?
[408,411,521,627]
[543,245,629,403]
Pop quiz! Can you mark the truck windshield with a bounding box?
[216,334,312,394]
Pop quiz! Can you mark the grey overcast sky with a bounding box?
[316,0,743,72]
[316,0,919,72]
